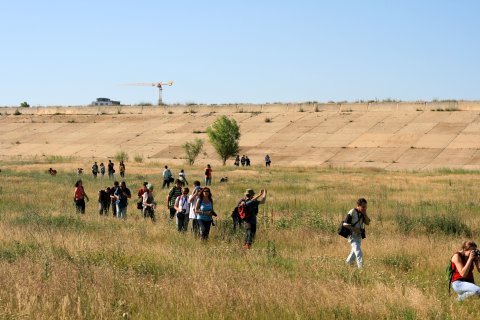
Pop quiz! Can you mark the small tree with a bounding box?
[207,116,240,165]
[20,102,30,108]
[182,138,204,165]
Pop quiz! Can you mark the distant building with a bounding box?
[91,98,120,106]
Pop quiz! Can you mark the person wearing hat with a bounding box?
[242,188,267,249]
[142,183,156,222]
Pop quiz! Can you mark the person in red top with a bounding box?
[451,241,480,301]
[204,164,212,186]
[74,179,89,214]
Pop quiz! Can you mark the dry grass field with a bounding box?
[1,160,480,319]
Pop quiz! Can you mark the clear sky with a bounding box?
[1,1,479,106]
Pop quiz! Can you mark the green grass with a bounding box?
[0,166,480,318]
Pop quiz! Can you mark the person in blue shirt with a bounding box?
[194,187,217,240]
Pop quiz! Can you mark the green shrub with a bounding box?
[115,151,129,162]
[134,154,143,163]
[14,109,21,115]
[20,102,30,108]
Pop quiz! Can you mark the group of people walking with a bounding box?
[91,160,126,179]
[73,175,267,248]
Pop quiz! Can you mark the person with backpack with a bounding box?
[167,179,183,219]
[343,198,371,269]
[137,182,148,212]
[240,189,267,249]
[450,241,480,301]
[162,165,173,189]
[204,164,212,186]
[174,187,190,232]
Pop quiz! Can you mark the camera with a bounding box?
[473,249,480,256]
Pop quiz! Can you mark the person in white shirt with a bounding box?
[174,187,190,232]
[188,181,202,235]
[142,184,156,222]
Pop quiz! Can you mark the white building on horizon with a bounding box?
[91,98,120,106]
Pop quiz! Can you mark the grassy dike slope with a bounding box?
[0,164,480,319]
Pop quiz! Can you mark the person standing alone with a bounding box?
[343,198,371,269]
[162,165,173,189]
[204,164,212,186]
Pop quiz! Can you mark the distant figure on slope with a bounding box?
[92,162,99,178]
[119,161,126,178]
[265,154,271,167]
[99,162,106,177]
[108,160,115,179]
[48,168,57,176]
[234,155,240,166]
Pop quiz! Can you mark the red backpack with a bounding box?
[238,200,253,220]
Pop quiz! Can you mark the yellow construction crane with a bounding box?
[125,81,174,105]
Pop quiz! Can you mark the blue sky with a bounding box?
[1,1,479,106]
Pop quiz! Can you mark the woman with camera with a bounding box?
[195,187,216,239]
[451,241,480,301]
[174,187,190,232]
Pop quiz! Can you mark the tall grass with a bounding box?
[0,166,479,318]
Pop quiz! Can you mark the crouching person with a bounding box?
[451,241,480,301]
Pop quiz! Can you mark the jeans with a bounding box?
[176,212,188,232]
[197,220,212,239]
[346,235,363,268]
[75,199,85,214]
[452,281,480,301]
[116,205,127,219]
[205,177,212,186]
